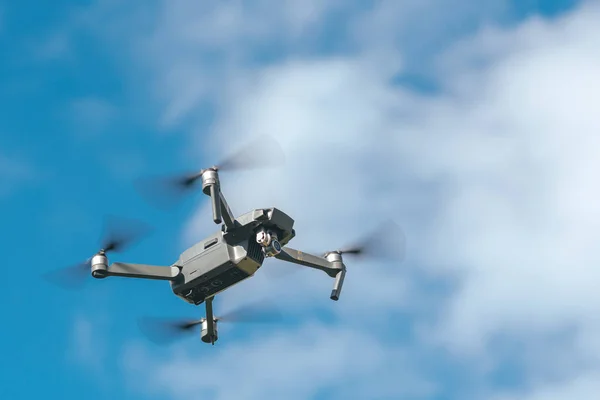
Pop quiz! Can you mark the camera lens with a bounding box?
[273,240,281,252]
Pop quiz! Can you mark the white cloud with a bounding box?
[113,0,352,128]
[74,0,600,398]
[493,371,600,400]
[123,323,435,400]
[180,2,600,397]
[77,0,511,130]
[409,2,600,349]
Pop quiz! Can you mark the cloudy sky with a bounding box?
[2,0,599,399]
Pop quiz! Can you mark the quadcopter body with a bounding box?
[169,206,295,305]
[86,167,348,344]
[48,138,404,345]
[91,168,347,305]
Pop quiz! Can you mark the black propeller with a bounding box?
[138,298,283,345]
[135,135,285,208]
[330,220,407,262]
[43,215,153,289]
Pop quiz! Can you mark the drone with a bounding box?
[46,137,405,345]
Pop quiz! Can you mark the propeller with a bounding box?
[329,220,407,262]
[138,298,283,345]
[135,135,285,208]
[43,215,153,289]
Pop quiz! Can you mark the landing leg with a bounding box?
[205,296,216,345]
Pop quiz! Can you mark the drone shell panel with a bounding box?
[170,231,263,305]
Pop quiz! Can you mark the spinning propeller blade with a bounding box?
[137,317,204,345]
[213,135,285,172]
[43,215,153,289]
[42,258,93,290]
[333,220,407,262]
[99,215,153,253]
[133,174,202,209]
[135,135,285,208]
[138,298,283,344]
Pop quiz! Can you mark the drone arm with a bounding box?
[92,260,180,281]
[274,247,339,277]
[218,189,236,230]
[203,175,235,230]
[275,247,347,301]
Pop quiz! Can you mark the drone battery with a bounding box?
[171,232,265,305]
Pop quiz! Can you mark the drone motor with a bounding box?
[200,168,218,193]
[91,253,109,278]
[200,318,218,344]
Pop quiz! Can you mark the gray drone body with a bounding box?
[171,207,296,305]
[86,167,348,344]
[48,137,404,345]
[91,168,346,300]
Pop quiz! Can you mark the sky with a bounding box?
[1,0,599,399]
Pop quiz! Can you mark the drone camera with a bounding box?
[91,253,109,278]
[256,228,282,257]
[264,239,282,257]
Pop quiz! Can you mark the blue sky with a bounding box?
[2,0,598,399]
